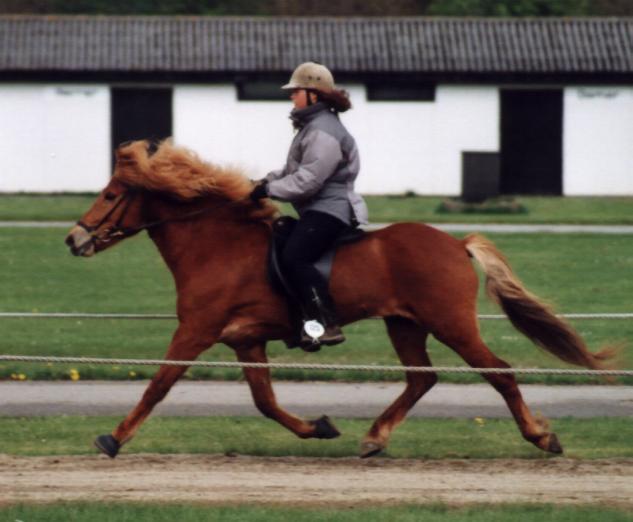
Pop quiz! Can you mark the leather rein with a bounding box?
[76,190,249,245]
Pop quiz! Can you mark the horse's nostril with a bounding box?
[65,235,75,247]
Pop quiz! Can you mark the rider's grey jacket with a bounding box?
[265,103,368,226]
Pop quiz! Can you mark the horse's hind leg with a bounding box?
[94,325,215,458]
[436,324,563,454]
[236,343,341,440]
[360,317,437,458]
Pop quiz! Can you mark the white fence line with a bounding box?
[1,355,632,377]
[2,312,633,320]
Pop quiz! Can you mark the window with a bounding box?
[236,79,288,101]
[366,82,436,102]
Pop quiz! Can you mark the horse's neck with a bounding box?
[147,200,268,285]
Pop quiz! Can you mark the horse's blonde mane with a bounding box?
[114,140,278,222]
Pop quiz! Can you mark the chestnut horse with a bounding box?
[65,140,613,459]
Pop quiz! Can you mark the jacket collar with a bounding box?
[290,102,328,129]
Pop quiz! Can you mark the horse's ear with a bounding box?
[115,141,135,163]
[115,140,150,164]
[147,140,160,157]
[114,149,128,165]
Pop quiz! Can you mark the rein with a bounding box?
[77,190,251,244]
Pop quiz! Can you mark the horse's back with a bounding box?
[344,221,469,271]
[370,221,465,254]
[332,222,479,323]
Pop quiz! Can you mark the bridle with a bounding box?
[76,189,250,245]
[76,190,140,244]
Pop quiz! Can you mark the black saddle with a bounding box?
[267,216,365,300]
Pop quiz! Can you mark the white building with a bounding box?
[0,16,631,196]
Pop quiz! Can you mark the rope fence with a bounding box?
[1,355,632,377]
[2,312,633,320]
[2,310,631,377]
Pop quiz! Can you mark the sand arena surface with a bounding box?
[2,454,633,507]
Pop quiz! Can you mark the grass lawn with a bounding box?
[2,416,632,459]
[3,503,632,522]
[1,228,632,384]
[1,193,633,224]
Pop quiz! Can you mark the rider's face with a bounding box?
[290,89,316,109]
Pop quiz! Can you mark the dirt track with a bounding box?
[2,454,632,507]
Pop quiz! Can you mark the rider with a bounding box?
[250,62,368,349]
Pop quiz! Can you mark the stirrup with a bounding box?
[299,320,325,352]
[299,320,345,351]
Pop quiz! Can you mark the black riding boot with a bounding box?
[298,285,345,351]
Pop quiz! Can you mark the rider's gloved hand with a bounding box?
[249,180,269,202]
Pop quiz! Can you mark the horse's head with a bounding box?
[65,139,279,257]
[65,143,149,257]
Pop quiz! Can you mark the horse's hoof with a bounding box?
[310,415,341,439]
[360,441,384,459]
[546,433,564,454]
[94,434,120,458]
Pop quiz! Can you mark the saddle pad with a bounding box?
[267,216,365,298]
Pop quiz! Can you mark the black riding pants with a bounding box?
[281,210,348,304]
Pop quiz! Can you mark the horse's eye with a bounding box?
[104,192,117,201]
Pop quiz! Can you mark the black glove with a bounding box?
[250,181,269,202]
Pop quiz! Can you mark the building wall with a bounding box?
[173,85,292,184]
[1,82,631,196]
[563,86,633,195]
[173,84,499,195]
[0,84,110,192]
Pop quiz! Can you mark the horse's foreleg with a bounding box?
[438,327,563,455]
[236,343,340,440]
[361,317,437,458]
[94,326,215,458]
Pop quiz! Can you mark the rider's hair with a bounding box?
[317,88,352,113]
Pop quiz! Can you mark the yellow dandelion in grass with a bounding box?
[10,373,27,381]
[128,371,137,378]
[474,417,485,427]
[69,368,80,381]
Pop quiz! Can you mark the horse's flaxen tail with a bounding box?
[463,233,616,370]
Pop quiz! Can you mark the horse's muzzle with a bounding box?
[65,225,96,257]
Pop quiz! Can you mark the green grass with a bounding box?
[3,503,632,522]
[2,193,633,223]
[0,194,99,221]
[2,416,632,459]
[1,228,632,383]
[2,318,632,384]
[367,195,633,224]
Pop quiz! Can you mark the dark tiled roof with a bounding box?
[0,16,632,74]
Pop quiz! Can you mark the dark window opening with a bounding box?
[366,82,435,102]
[237,80,289,101]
